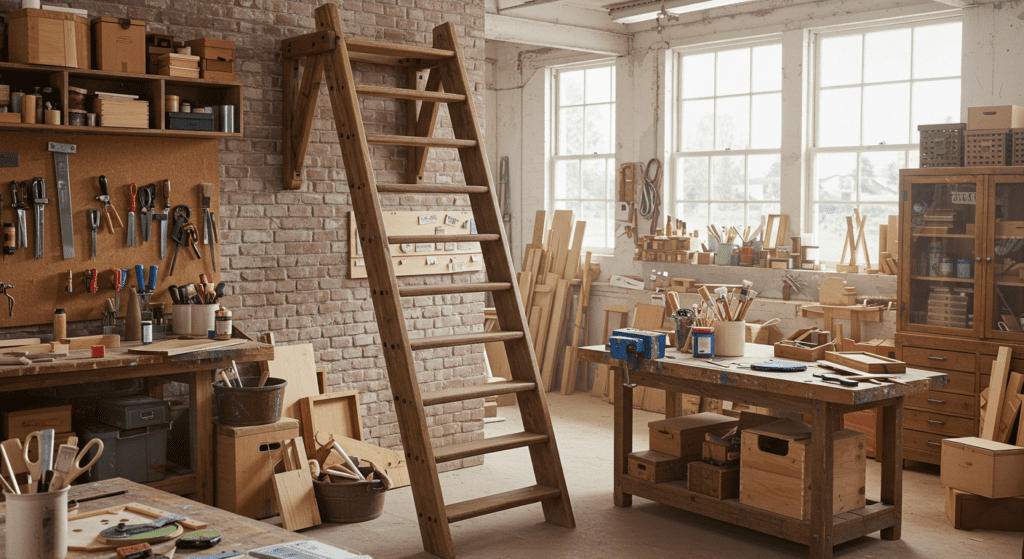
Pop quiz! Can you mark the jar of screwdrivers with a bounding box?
[692,327,715,358]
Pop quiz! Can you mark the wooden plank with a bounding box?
[317,433,410,488]
[561,252,592,395]
[547,210,575,279]
[981,346,1012,440]
[632,303,665,330]
[531,273,559,365]
[58,334,120,350]
[887,214,898,257]
[298,390,363,456]
[996,372,1024,443]
[540,279,570,392]
[282,52,323,188]
[264,343,320,431]
[0,338,41,348]
[823,352,906,374]
[531,210,547,248]
[272,437,321,530]
[126,339,245,356]
[562,221,586,280]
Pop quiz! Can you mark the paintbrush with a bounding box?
[697,287,722,321]
[0,442,20,494]
[738,289,758,321]
[49,444,77,491]
[714,286,732,321]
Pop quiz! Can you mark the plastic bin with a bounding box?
[80,422,169,483]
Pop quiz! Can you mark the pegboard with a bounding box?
[0,130,220,328]
[348,210,484,278]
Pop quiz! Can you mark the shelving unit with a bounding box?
[0,61,242,139]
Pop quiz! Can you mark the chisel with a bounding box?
[154,179,171,259]
[126,183,137,247]
[31,177,48,258]
[139,184,154,243]
[88,209,100,260]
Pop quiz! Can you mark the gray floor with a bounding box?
[300,394,1021,559]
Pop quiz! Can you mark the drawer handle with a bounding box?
[926,398,947,404]
[927,440,942,447]
[928,356,948,361]
[927,419,946,425]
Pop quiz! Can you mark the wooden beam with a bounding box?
[282,30,337,59]
[407,69,443,184]
[282,53,324,189]
[485,13,629,56]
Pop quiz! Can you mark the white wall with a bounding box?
[961,1,1024,110]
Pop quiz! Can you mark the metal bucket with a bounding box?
[213,377,287,426]
[313,477,387,523]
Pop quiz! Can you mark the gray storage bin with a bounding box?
[96,396,170,430]
[81,422,169,483]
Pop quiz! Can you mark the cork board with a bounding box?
[348,210,484,278]
[0,131,220,327]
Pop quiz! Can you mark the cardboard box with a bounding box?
[8,8,90,69]
[940,437,1024,499]
[201,70,236,82]
[687,460,739,499]
[945,486,1024,531]
[201,58,233,73]
[1,402,72,440]
[217,418,300,519]
[740,422,866,520]
[648,412,737,461]
[184,37,234,61]
[627,450,688,483]
[92,17,146,73]
[969,105,1024,130]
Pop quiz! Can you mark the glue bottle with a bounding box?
[215,305,232,340]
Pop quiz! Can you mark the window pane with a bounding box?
[680,157,709,200]
[716,48,751,96]
[716,96,750,150]
[912,78,961,130]
[820,35,862,87]
[558,106,584,155]
[711,155,745,201]
[747,203,781,226]
[864,28,911,83]
[554,160,580,199]
[585,104,612,153]
[750,93,781,149]
[559,69,584,106]
[555,199,580,216]
[581,159,607,199]
[863,83,910,145]
[682,99,715,151]
[815,204,851,261]
[818,87,861,147]
[749,154,781,201]
[859,151,904,202]
[908,149,920,168]
[678,201,709,231]
[682,53,715,99]
[913,22,962,79]
[582,201,608,248]
[585,66,612,104]
[710,202,744,226]
[607,159,617,201]
[861,204,898,257]
[815,152,857,202]
[752,44,782,93]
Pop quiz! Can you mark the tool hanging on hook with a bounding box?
[0,282,14,318]
[125,182,138,247]
[10,180,27,250]
[31,177,48,259]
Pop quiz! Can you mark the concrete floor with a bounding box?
[301,394,1021,559]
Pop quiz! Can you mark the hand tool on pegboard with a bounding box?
[84,269,98,293]
[110,268,127,315]
[48,142,77,259]
[139,184,155,243]
[9,180,27,250]
[135,264,158,295]
[169,205,199,276]
[31,177,48,259]
[200,183,218,272]
[96,175,124,234]
[126,182,138,247]
[87,209,100,260]
[154,179,171,259]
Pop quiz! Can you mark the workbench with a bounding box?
[577,343,947,559]
[0,477,362,558]
[0,340,274,505]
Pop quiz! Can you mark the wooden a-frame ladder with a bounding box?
[281,5,574,558]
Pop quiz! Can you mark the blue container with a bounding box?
[692,327,714,358]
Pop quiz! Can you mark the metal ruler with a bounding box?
[48,142,76,259]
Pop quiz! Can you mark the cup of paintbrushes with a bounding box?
[714,320,746,357]
[5,486,68,559]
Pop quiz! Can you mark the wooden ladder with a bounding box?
[281,5,575,558]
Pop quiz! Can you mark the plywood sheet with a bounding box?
[348,210,483,278]
[126,338,243,356]
[299,390,363,456]
[265,343,320,429]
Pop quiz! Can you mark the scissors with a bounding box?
[22,429,55,490]
[51,438,103,491]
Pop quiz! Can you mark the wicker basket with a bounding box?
[965,129,1011,166]
[1013,129,1024,166]
[919,123,965,167]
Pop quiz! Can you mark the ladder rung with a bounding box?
[409,331,523,351]
[434,432,548,463]
[400,282,510,298]
[376,183,490,194]
[345,37,454,61]
[389,234,499,245]
[446,485,563,524]
[421,380,536,407]
[367,134,476,149]
[356,85,465,103]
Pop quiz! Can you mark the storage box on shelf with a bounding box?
[92,17,146,74]
[184,38,235,81]
[918,123,965,168]
[8,8,90,69]
[1014,129,1024,167]
[968,105,1024,130]
[964,129,1012,166]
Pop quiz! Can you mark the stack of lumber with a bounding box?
[93,92,149,129]
[875,215,899,275]
[979,348,1024,445]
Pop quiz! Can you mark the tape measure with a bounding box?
[176,529,222,549]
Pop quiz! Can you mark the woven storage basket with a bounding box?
[919,123,965,167]
[965,129,1011,166]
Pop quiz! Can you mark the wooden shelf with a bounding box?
[996,280,1024,287]
[909,275,974,283]
[0,120,239,139]
[910,232,975,239]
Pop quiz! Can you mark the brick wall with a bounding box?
[0,0,489,470]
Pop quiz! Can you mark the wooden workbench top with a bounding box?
[578,343,947,406]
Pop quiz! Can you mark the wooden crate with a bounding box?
[918,123,965,167]
[740,424,866,520]
[8,8,90,69]
[687,460,739,499]
[627,450,688,483]
[1013,129,1024,166]
[1,403,72,440]
[964,129,1011,166]
[945,486,1024,531]
[648,413,737,461]
[216,418,300,519]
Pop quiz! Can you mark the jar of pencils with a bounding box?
[692,327,715,358]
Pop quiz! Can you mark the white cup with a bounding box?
[5,487,68,559]
[192,303,219,338]
[172,304,192,335]
[715,320,746,357]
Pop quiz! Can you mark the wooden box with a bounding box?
[945,486,1024,531]
[964,129,1011,166]
[968,105,1024,130]
[918,123,965,167]
[216,418,300,519]
[687,460,739,499]
[184,38,235,61]
[1013,129,1024,166]
[740,423,866,520]
[649,413,737,461]
[843,410,877,459]
[8,8,90,69]
[1,403,72,440]
[627,450,688,483]
[92,17,146,74]
[200,58,234,74]
[940,437,1024,499]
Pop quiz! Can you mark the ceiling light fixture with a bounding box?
[607,0,753,25]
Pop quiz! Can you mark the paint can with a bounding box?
[927,244,943,277]
[938,257,955,278]
[957,259,972,279]
[692,327,714,358]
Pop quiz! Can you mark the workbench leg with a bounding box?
[665,391,682,418]
[850,313,862,342]
[880,399,903,540]
[810,401,837,559]
[145,376,164,400]
[612,366,632,508]
[189,370,215,505]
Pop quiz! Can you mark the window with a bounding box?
[673,42,783,232]
[551,63,616,249]
[811,19,962,261]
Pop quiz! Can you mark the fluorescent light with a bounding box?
[608,0,753,24]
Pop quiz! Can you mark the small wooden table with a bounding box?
[578,343,947,559]
[0,340,274,505]
[0,478,356,558]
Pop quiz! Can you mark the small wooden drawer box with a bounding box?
[216,418,300,519]
[627,450,688,483]
[687,460,739,500]
[8,8,90,69]
[2,403,72,440]
[740,423,866,520]
[648,412,737,461]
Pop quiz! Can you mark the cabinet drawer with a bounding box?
[905,409,977,437]
[906,391,977,417]
[941,370,977,394]
[903,346,975,373]
[903,429,944,464]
